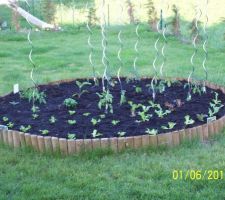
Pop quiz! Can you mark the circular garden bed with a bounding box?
[0,77,225,155]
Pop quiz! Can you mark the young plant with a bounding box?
[154,104,171,118]
[83,112,91,117]
[120,90,126,105]
[7,122,14,129]
[128,101,141,117]
[20,125,31,133]
[91,129,102,138]
[137,105,152,122]
[63,98,77,109]
[148,100,159,109]
[161,122,176,130]
[91,118,101,126]
[196,114,207,122]
[117,131,126,137]
[112,120,120,126]
[39,129,49,135]
[184,115,195,126]
[20,88,46,104]
[134,86,142,93]
[68,120,76,125]
[49,116,57,124]
[96,89,113,114]
[2,117,9,122]
[32,114,39,120]
[68,110,76,116]
[73,80,91,98]
[99,114,106,119]
[67,133,76,140]
[208,92,224,117]
[145,128,158,135]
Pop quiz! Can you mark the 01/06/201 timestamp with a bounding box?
[172,170,224,180]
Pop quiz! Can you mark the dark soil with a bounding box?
[0,78,225,139]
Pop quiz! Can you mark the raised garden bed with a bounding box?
[0,78,225,155]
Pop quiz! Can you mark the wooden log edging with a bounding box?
[0,81,225,156]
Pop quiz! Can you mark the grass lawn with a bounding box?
[0,23,225,199]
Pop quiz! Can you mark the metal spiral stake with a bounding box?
[202,0,209,92]
[151,21,161,100]
[117,4,124,91]
[86,2,97,84]
[159,3,169,77]
[187,6,202,100]
[101,0,109,91]
[25,1,37,105]
[133,3,141,80]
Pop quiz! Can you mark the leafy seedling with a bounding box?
[20,125,31,133]
[83,112,91,117]
[7,122,14,129]
[68,133,76,140]
[49,116,57,124]
[91,129,102,138]
[63,98,77,109]
[161,122,176,130]
[73,81,91,98]
[184,115,195,126]
[154,104,171,118]
[97,90,113,114]
[134,86,142,93]
[32,114,39,120]
[20,88,46,104]
[39,129,49,135]
[196,114,207,122]
[68,120,77,125]
[2,117,9,122]
[128,101,141,117]
[137,105,152,122]
[91,118,101,126]
[112,120,120,126]
[117,132,126,137]
[120,90,126,105]
[68,110,76,116]
[145,128,158,135]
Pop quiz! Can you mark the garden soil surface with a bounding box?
[0,78,225,139]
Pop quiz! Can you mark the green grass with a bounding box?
[0,19,225,199]
[1,134,225,199]
[0,24,224,95]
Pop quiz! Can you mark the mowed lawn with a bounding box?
[0,24,225,199]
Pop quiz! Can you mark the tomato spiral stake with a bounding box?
[133,2,141,80]
[187,5,202,101]
[101,0,109,91]
[202,0,209,92]
[151,21,160,100]
[86,2,97,84]
[160,2,169,77]
[117,3,124,91]
[25,0,37,106]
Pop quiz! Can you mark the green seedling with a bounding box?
[68,120,76,125]
[184,115,195,126]
[73,81,91,98]
[91,129,102,138]
[97,89,113,114]
[161,122,176,130]
[91,118,101,126]
[49,116,57,124]
[112,120,120,126]
[68,133,76,140]
[117,131,126,137]
[20,125,31,133]
[63,98,77,109]
[145,128,158,135]
[39,129,49,135]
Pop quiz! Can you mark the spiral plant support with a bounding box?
[117,2,124,91]
[86,2,97,84]
[101,0,110,91]
[25,0,37,106]
[187,5,202,100]
[202,0,209,92]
